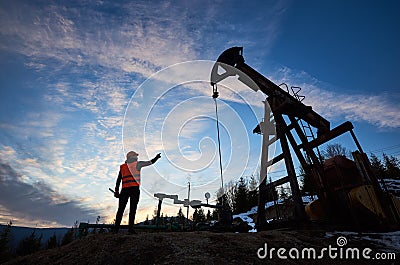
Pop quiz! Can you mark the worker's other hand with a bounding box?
[156,153,161,159]
[114,191,119,198]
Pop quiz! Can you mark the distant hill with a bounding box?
[0,225,70,249]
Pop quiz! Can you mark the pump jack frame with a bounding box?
[210,47,400,231]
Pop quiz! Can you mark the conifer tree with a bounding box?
[0,220,13,263]
[46,233,58,249]
[177,207,185,224]
[211,209,219,220]
[196,208,206,223]
[370,153,386,179]
[61,229,74,246]
[299,165,318,196]
[192,209,198,224]
[234,177,249,214]
[383,154,400,179]
[16,231,42,256]
[206,209,212,222]
[248,175,259,209]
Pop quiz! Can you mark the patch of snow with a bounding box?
[264,199,283,209]
[264,195,318,209]
[233,206,258,233]
[233,195,319,233]
[302,195,318,203]
[381,178,400,191]
[325,230,400,251]
[385,179,400,185]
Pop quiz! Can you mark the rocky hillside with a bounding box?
[4,229,398,265]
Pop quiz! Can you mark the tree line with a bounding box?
[369,153,400,180]
[222,144,400,215]
[301,143,400,195]
[321,143,400,180]
[0,220,81,263]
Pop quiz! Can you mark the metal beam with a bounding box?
[265,175,290,189]
[300,121,353,149]
[289,117,327,200]
[257,101,272,229]
[275,114,306,220]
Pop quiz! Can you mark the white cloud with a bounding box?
[0,159,98,227]
[267,66,400,128]
[0,145,16,157]
[0,1,199,77]
[302,86,400,128]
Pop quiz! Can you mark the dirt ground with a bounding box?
[5,229,398,265]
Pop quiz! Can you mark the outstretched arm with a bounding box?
[151,153,161,164]
[137,153,161,170]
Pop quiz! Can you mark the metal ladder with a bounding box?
[279,83,323,162]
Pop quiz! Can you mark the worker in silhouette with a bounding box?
[114,151,161,233]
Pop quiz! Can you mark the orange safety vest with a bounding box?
[120,162,140,188]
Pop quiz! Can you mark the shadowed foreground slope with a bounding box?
[5,230,398,265]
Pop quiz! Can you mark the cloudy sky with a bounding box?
[0,0,399,227]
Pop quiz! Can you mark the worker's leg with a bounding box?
[115,188,129,232]
[128,186,140,232]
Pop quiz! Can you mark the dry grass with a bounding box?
[4,229,397,265]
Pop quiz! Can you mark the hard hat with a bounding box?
[126,151,139,159]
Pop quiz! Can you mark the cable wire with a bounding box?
[214,96,224,191]
[212,83,224,193]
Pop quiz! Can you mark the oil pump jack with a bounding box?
[210,47,400,231]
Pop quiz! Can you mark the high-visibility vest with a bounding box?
[120,162,140,188]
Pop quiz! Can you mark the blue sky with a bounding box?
[0,0,399,227]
